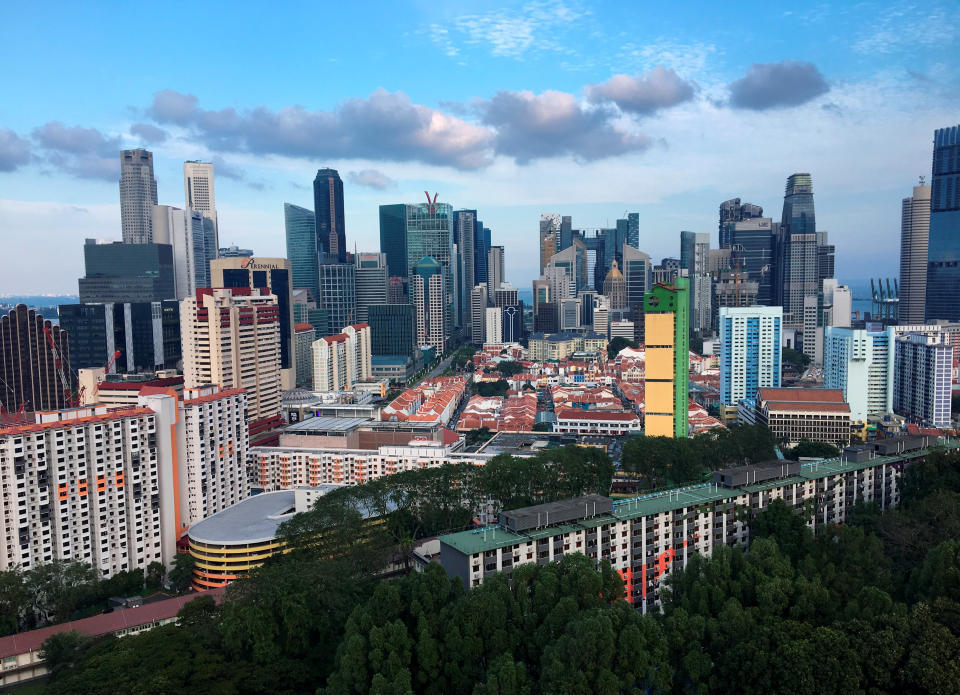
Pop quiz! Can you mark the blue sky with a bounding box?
[1,0,958,294]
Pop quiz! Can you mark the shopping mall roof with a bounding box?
[188,490,297,545]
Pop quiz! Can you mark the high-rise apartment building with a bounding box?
[0,305,70,413]
[368,304,417,358]
[776,174,818,324]
[454,210,477,331]
[823,327,891,422]
[893,332,952,428]
[719,306,782,408]
[411,257,447,353]
[119,149,158,244]
[313,168,346,262]
[354,253,388,324]
[0,406,164,576]
[180,288,281,423]
[79,241,176,304]
[183,161,218,251]
[312,324,371,392]
[487,245,505,294]
[899,182,932,324]
[470,284,489,345]
[284,203,319,303]
[211,257,295,391]
[58,301,180,373]
[926,125,960,321]
[644,277,689,437]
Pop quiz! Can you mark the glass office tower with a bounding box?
[926,125,960,320]
[313,168,346,262]
[284,203,319,302]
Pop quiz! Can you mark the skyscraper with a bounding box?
[719,198,763,249]
[925,125,960,321]
[454,210,477,331]
[411,257,447,353]
[730,217,775,305]
[539,213,561,272]
[475,223,492,285]
[470,283,489,345]
[284,203,319,303]
[318,263,357,337]
[627,213,640,249]
[211,258,295,391]
[777,174,818,324]
[602,260,627,310]
[488,245,505,292]
[899,181,932,324]
[680,231,711,334]
[0,305,70,413]
[119,149,158,244]
[643,277,689,438]
[379,204,408,280]
[719,307,782,408]
[184,160,218,251]
[403,202,455,333]
[893,332,952,427]
[823,327,891,422]
[354,252,388,324]
[368,304,417,357]
[180,288,282,424]
[313,168,346,262]
[152,205,209,299]
[79,241,175,303]
[816,232,835,282]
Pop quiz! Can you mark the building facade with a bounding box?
[368,304,417,358]
[893,332,952,428]
[294,323,316,387]
[776,174,818,324]
[470,284,489,346]
[411,257,447,353]
[719,306,782,407]
[183,160,218,250]
[0,305,70,413]
[79,241,176,304]
[746,388,851,446]
[180,288,281,423]
[313,168,346,262]
[644,278,690,437]
[899,183,931,325]
[925,125,960,321]
[284,203,319,303]
[823,327,891,422]
[354,252,388,323]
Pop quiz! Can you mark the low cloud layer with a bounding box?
[348,169,397,190]
[586,66,695,115]
[728,60,829,110]
[31,121,120,180]
[130,123,168,144]
[0,129,30,171]
[147,88,493,170]
[479,89,651,163]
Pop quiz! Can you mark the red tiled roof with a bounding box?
[294,323,314,331]
[0,407,155,437]
[0,589,225,659]
[758,388,845,403]
[349,323,370,330]
[183,387,246,406]
[99,376,184,391]
[555,408,639,422]
[766,402,851,413]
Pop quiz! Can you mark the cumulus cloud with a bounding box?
[146,88,493,170]
[130,123,168,143]
[348,169,397,190]
[728,60,829,110]
[0,129,31,171]
[586,66,695,115]
[478,89,651,163]
[31,121,120,180]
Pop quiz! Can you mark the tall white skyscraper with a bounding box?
[120,149,158,244]
[470,283,488,345]
[184,161,218,251]
[899,182,932,325]
[485,306,503,344]
[719,306,782,407]
[153,205,209,299]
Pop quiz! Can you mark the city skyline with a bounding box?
[1,2,959,295]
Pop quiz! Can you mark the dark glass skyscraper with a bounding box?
[926,125,960,321]
[474,222,491,285]
[313,168,345,262]
[379,204,408,279]
[284,203,318,302]
[719,198,764,249]
[454,209,477,331]
[78,241,175,303]
[730,218,775,305]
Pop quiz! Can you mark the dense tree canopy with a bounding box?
[785,439,841,461]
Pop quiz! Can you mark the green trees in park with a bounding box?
[621,424,777,490]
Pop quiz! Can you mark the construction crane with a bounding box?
[0,399,26,425]
[76,350,122,406]
[42,324,74,408]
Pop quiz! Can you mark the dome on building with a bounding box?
[603,260,628,310]
[282,388,321,406]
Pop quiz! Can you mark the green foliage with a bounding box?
[167,552,196,593]
[898,447,960,508]
[40,630,88,680]
[621,424,776,489]
[477,380,510,397]
[606,336,636,360]
[785,439,841,461]
[495,360,524,377]
[531,422,551,432]
[465,427,492,445]
[782,346,810,368]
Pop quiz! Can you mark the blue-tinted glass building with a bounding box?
[926,125,960,321]
[284,203,318,301]
[379,204,408,279]
[313,168,346,262]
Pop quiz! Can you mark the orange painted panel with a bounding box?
[645,347,675,380]
[645,413,675,437]
[644,313,674,346]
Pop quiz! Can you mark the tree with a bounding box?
[782,346,810,369]
[145,561,165,591]
[532,422,551,432]
[495,360,523,377]
[477,380,509,397]
[167,553,196,593]
[749,499,814,564]
[0,567,29,635]
[27,560,97,625]
[606,336,636,360]
[40,630,88,680]
[786,439,841,461]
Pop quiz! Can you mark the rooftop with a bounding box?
[283,416,373,434]
[188,490,299,545]
[758,387,845,403]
